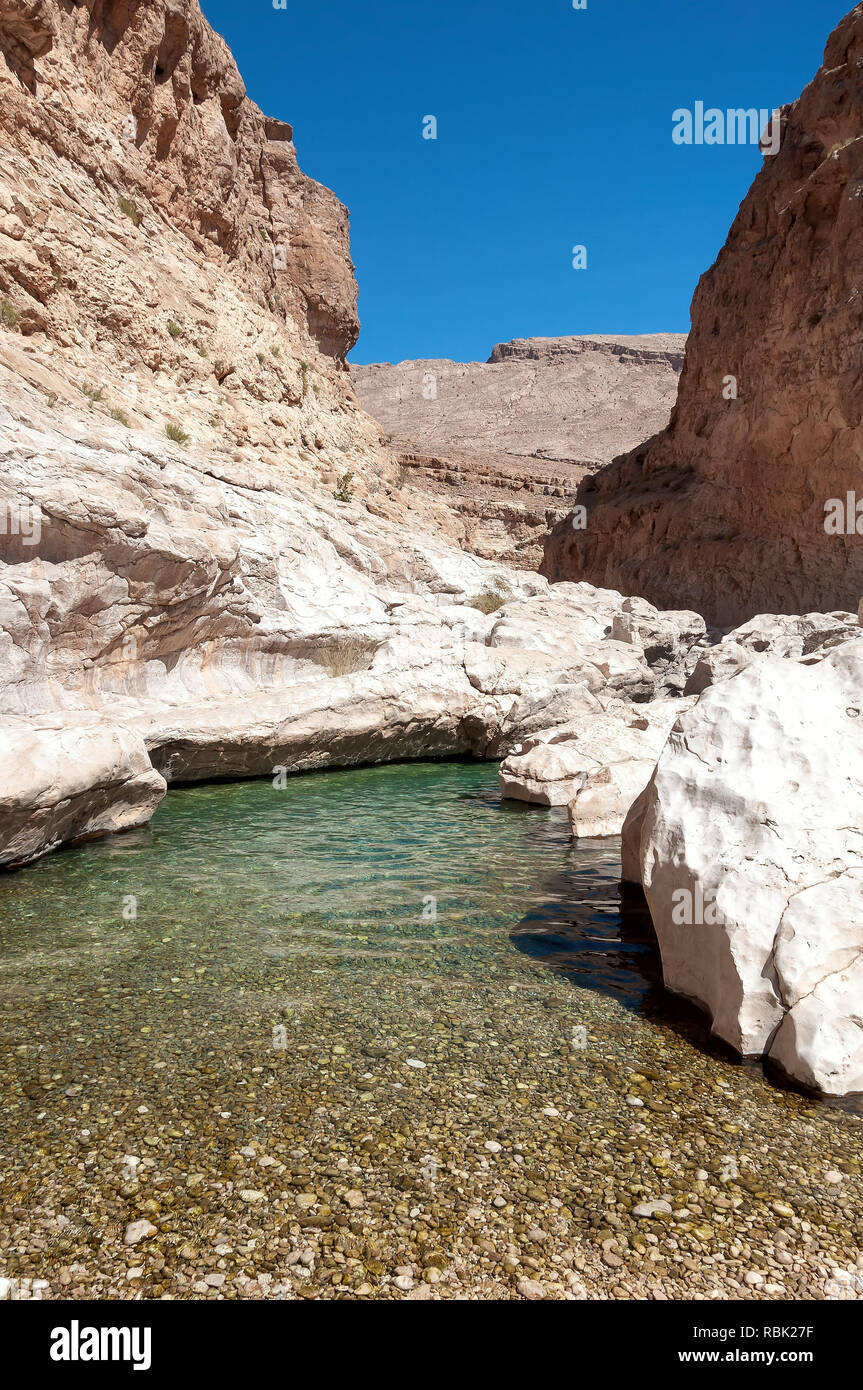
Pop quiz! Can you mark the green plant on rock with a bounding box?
[167,318,183,339]
[466,576,514,615]
[165,421,190,446]
[334,470,354,503]
[80,382,103,402]
[0,297,20,329]
[110,407,131,426]
[118,196,141,227]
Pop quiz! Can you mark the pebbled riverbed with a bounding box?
[0,761,860,1300]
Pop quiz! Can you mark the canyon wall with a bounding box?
[0,0,703,867]
[543,4,863,627]
[352,335,685,568]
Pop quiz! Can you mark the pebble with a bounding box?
[632,1200,673,1218]
[124,1220,157,1245]
[517,1278,546,1300]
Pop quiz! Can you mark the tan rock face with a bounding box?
[352,335,685,568]
[543,5,863,626]
[0,0,357,355]
[0,0,388,502]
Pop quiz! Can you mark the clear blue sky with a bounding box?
[200,0,849,364]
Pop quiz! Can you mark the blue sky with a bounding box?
[200,0,849,364]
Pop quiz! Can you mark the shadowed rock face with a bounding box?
[543,3,863,627]
[352,335,685,568]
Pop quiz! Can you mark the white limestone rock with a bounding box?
[498,698,691,813]
[0,718,167,867]
[685,611,859,696]
[625,640,863,1096]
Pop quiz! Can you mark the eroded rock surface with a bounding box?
[543,6,863,625]
[352,335,685,567]
[623,639,863,1096]
[0,717,166,867]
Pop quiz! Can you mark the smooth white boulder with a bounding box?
[499,698,690,818]
[0,719,167,867]
[685,612,859,696]
[568,758,658,838]
[624,639,863,1095]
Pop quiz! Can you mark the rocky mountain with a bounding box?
[543,3,863,627]
[352,334,685,567]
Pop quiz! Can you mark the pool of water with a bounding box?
[0,761,860,1300]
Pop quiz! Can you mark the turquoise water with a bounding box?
[0,761,860,1300]
[0,760,653,1012]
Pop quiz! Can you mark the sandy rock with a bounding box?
[684,612,859,695]
[684,641,751,696]
[568,758,659,838]
[500,698,690,821]
[352,335,685,567]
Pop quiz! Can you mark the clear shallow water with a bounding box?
[0,761,861,1300]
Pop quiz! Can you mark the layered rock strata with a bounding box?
[352,335,685,568]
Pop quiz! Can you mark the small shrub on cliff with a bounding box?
[165,421,190,446]
[80,382,103,403]
[167,319,183,339]
[334,470,355,503]
[118,196,141,227]
[110,408,131,426]
[314,636,378,678]
[0,298,20,330]
[466,577,514,614]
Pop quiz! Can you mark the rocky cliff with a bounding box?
[543,4,863,626]
[352,334,685,568]
[0,0,705,869]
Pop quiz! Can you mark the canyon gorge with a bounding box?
[0,0,862,1305]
